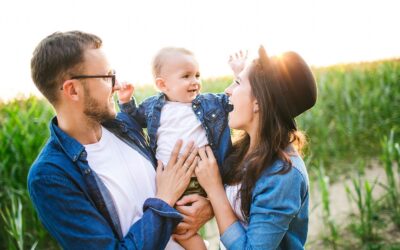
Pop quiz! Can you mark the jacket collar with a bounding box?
[50,116,85,162]
[155,92,166,108]
[49,116,129,162]
[192,93,202,105]
[156,92,202,106]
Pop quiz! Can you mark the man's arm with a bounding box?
[29,175,182,250]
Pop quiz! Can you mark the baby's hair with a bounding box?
[152,47,194,78]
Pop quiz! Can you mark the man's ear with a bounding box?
[155,77,167,92]
[61,79,80,101]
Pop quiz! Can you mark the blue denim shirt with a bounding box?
[27,112,183,250]
[119,93,232,169]
[220,151,309,250]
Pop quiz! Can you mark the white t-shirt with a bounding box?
[221,184,247,250]
[225,184,245,223]
[156,101,209,167]
[85,126,182,249]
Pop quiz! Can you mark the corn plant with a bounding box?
[0,96,56,249]
[0,195,39,250]
[315,164,339,249]
[297,59,400,175]
[345,173,380,244]
[380,129,400,227]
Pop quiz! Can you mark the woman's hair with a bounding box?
[222,48,315,221]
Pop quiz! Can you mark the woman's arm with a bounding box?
[220,167,307,249]
[195,146,238,233]
[196,147,308,249]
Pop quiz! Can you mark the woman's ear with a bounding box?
[253,100,259,113]
[61,79,80,101]
[155,77,167,92]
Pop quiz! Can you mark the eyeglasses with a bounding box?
[60,70,116,90]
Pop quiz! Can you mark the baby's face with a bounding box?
[158,54,201,103]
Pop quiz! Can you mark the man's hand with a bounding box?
[117,81,135,104]
[155,141,198,206]
[173,194,214,240]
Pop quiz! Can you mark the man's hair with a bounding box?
[151,47,194,78]
[31,31,102,105]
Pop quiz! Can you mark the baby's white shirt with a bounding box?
[156,101,209,167]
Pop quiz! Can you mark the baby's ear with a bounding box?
[155,77,167,92]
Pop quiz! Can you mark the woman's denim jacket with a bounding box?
[27,112,182,250]
[119,93,232,169]
[221,151,309,250]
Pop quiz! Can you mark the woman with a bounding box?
[194,46,317,249]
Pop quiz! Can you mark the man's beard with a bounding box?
[83,87,116,123]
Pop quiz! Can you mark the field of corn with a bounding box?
[1,59,399,249]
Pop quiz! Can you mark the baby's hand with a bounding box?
[117,82,135,104]
[228,50,248,76]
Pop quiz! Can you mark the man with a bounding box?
[28,31,212,249]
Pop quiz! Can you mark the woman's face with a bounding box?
[224,65,258,131]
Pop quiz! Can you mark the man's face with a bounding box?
[80,49,117,123]
[158,53,201,103]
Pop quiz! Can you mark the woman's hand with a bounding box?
[195,146,223,194]
[195,146,238,235]
[117,81,135,104]
[155,140,198,207]
[228,50,248,77]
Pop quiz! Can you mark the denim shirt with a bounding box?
[119,92,232,169]
[220,151,309,250]
[27,112,183,250]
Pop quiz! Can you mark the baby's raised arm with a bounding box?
[117,81,135,104]
[228,50,248,77]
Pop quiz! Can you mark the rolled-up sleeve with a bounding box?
[220,167,307,250]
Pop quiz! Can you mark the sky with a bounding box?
[1,0,399,101]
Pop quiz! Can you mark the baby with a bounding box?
[118,47,233,249]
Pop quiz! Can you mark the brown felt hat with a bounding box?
[257,46,317,129]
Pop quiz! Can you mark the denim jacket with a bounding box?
[221,150,309,250]
[27,112,183,250]
[119,93,232,169]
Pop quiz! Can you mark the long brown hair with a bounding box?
[222,49,313,221]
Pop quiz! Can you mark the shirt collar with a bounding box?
[156,92,202,106]
[49,116,85,162]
